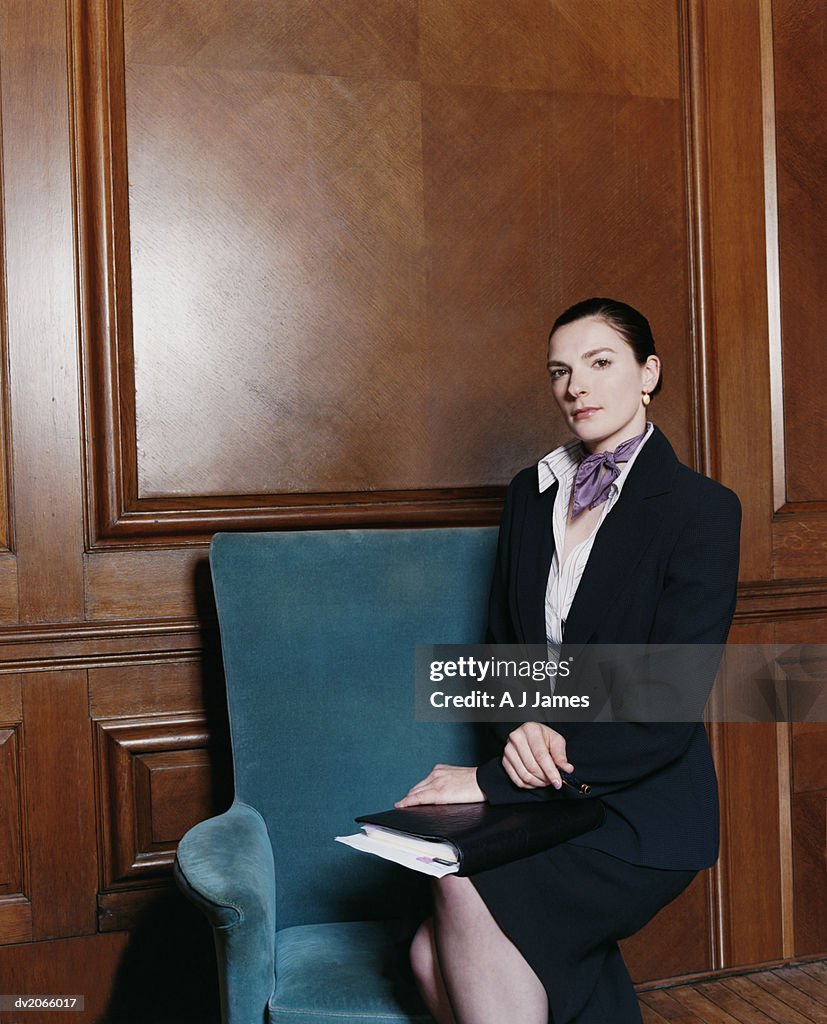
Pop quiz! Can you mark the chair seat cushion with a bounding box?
[269,919,433,1023]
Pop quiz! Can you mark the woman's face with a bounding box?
[547,316,660,453]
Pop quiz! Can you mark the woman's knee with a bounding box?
[410,917,436,983]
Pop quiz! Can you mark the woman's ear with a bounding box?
[643,354,661,393]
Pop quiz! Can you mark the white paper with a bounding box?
[360,824,458,862]
[335,832,459,877]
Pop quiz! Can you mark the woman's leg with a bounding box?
[410,874,548,1024]
[410,918,456,1024]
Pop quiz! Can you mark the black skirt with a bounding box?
[470,842,696,1024]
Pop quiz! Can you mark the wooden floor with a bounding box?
[639,960,827,1023]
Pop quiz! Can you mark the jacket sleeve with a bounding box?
[477,482,742,804]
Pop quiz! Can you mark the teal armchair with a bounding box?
[174,528,499,1024]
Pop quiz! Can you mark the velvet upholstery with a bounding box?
[174,527,499,1024]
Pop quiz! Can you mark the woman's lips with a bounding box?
[573,407,600,419]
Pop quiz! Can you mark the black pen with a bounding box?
[559,771,592,796]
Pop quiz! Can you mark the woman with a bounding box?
[396,298,741,1024]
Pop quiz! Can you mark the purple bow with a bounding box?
[571,431,646,517]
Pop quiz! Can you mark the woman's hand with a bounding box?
[395,765,485,808]
[502,722,574,790]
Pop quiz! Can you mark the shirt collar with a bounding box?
[537,437,583,493]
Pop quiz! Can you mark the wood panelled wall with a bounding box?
[0,0,824,1019]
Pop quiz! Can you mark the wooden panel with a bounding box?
[0,682,28,944]
[95,715,230,889]
[0,898,32,946]
[97,884,167,933]
[0,920,221,1021]
[101,891,222,1017]
[0,556,19,624]
[790,713,827,958]
[622,871,711,983]
[1,0,84,619]
[769,0,827,599]
[713,625,827,960]
[792,724,827,794]
[135,748,215,845]
[126,69,427,496]
[715,622,785,968]
[535,88,692,453]
[420,0,680,98]
[422,80,693,475]
[85,548,208,619]
[0,932,131,1024]
[775,519,827,578]
[420,81,563,477]
[0,674,22,720]
[126,3,427,499]
[73,0,699,543]
[88,656,214,718]
[792,792,827,956]
[22,672,98,939]
[773,0,827,504]
[699,0,772,579]
[124,0,419,78]
[0,728,24,898]
[71,0,497,541]
[0,18,14,557]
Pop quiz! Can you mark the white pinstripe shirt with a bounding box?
[538,422,654,648]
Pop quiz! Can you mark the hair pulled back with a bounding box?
[549,297,663,398]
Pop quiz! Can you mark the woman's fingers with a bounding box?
[395,764,485,807]
[510,726,561,787]
[502,742,547,787]
[395,727,577,805]
[501,749,541,788]
[544,729,575,776]
[503,724,574,789]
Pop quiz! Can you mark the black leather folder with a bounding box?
[355,799,605,877]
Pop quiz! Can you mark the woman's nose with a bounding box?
[568,378,588,397]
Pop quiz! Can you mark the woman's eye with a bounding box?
[594,358,611,369]
[549,368,568,380]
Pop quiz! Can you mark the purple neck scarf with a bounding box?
[571,430,647,518]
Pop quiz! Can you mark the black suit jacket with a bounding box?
[475,426,742,870]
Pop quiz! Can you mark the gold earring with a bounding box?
[641,391,650,407]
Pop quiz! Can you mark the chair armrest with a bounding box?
[174,801,276,1024]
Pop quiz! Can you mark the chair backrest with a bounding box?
[210,527,499,928]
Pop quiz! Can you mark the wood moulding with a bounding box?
[0,16,19,555]
[735,578,827,623]
[0,618,209,673]
[0,576,822,667]
[68,0,506,548]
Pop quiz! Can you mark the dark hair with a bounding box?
[549,297,663,398]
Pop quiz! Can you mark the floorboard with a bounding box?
[638,960,827,1024]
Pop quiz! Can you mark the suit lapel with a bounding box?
[562,427,678,645]
[515,480,557,644]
